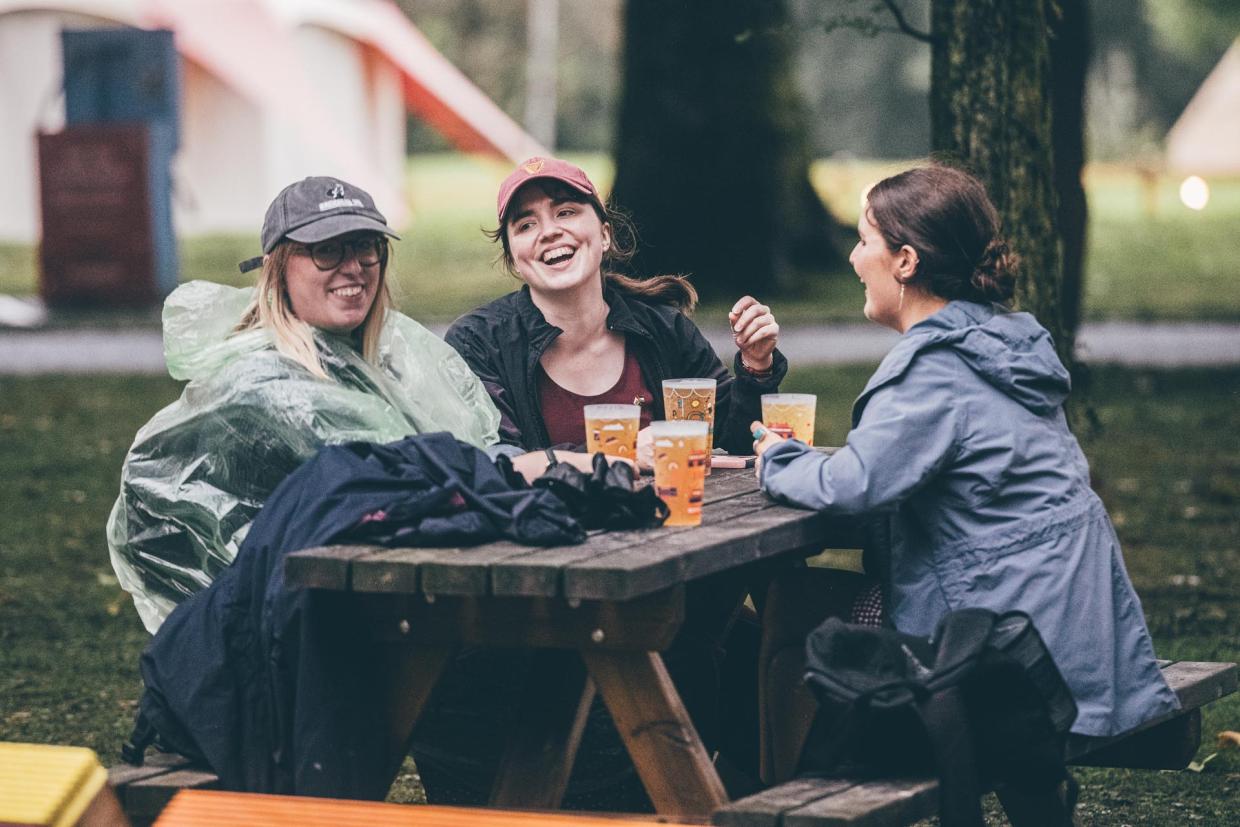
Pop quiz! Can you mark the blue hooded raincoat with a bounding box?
[760,301,1179,737]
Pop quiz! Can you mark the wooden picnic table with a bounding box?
[284,462,867,820]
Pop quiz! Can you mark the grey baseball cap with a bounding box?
[239,176,400,273]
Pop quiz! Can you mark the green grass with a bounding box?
[4,156,1238,324]
[1,366,1237,823]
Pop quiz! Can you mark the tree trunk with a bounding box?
[930,0,1070,367]
[1050,0,1090,343]
[612,0,840,302]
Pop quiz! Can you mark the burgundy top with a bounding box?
[538,344,654,447]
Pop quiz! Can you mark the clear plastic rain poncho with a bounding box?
[107,281,501,633]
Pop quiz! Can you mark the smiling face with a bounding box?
[283,231,383,334]
[849,207,905,330]
[505,182,611,296]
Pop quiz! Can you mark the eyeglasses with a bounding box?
[297,235,386,270]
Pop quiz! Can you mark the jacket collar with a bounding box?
[850,301,992,425]
[512,282,651,342]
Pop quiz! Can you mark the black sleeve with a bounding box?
[670,312,787,456]
[445,320,528,449]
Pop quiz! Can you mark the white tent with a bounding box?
[0,0,544,241]
[1166,37,1240,177]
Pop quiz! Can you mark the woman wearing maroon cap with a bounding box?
[420,158,780,809]
[446,156,786,459]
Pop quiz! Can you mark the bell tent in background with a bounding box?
[0,0,544,307]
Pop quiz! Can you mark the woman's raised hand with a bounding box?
[729,296,779,372]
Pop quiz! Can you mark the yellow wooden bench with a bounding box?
[0,742,129,826]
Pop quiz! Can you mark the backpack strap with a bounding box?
[915,684,986,827]
[994,774,1079,827]
[796,696,866,776]
[120,709,157,766]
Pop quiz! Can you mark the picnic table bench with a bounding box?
[107,463,1238,826]
[714,659,1237,827]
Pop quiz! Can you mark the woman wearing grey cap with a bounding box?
[423,157,784,809]
[107,176,601,633]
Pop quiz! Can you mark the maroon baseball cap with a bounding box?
[495,157,605,222]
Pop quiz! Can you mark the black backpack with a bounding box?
[799,608,1078,827]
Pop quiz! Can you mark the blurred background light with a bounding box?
[1179,174,1210,210]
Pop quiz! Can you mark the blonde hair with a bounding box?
[235,241,392,378]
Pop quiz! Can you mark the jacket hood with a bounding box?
[162,281,271,381]
[867,301,1070,416]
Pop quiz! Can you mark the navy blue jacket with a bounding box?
[135,433,581,797]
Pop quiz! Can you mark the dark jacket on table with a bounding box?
[133,433,582,798]
[445,284,788,454]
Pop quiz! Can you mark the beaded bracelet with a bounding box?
[740,358,774,378]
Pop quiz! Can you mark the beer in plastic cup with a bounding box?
[761,393,817,445]
[583,403,641,459]
[650,420,710,527]
[661,378,717,474]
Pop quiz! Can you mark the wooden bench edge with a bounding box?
[715,660,1238,825]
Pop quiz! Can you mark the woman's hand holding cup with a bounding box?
[751,420,787,478]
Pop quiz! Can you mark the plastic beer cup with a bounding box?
[761,393,817,444]
[650,420,710,527]
[661,378,717,474]
[583,403,641,459]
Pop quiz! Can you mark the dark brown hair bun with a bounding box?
[866,165,1018,306]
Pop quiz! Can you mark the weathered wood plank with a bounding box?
[1067,660,1236,766]
[488,527,679,598]
[286,468,764,599]
[782,778,938,827]
[284,545,377,591]
[698,466,766,501]
[564,496,864,601]
[557,492,778,601]
[107,750,195,789]
[420,541,567,596]
[722,661,1236,826]
[349,546,443,593]
[1162,660,1238,709]
[583,649,728,818]
[1073,709,1201,770]
[489,650,595,809]
[487,498,771,600]
[124,767,221,824]
[477,470,763,598]
[712,778,858,827]
[360,588,684,651]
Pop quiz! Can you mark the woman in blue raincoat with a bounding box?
[752,166,1178,742]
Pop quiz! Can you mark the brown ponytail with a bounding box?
[970,237,1018,304]
[603,272,698,312]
